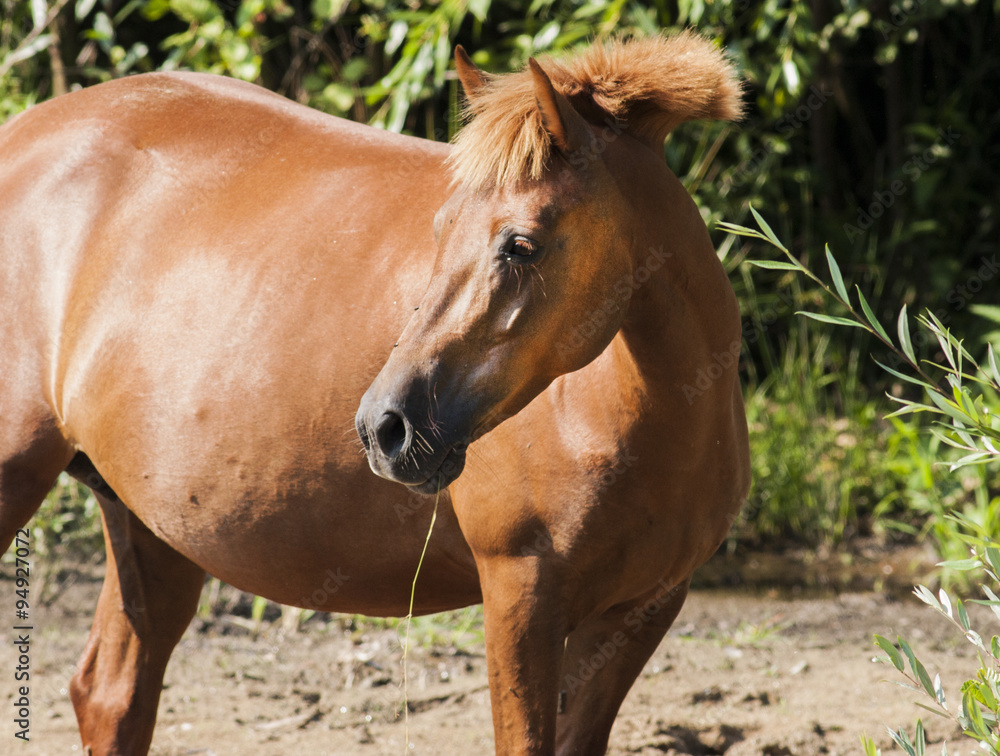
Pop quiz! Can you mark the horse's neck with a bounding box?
[626,239,739,390]
[561,214,742,451]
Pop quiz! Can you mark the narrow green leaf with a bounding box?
[988,344,1000,388]
[898,637,916,666]
[986,547,1000,576]
[888,726,915,756]
[949,452,992,470]
[899,638,937,700]
[957,388,979,421]
[937,559,982,571]
[825,245,849,302]
[927,390,972,425]
[963,689,987,738]
[885,402,934,418]
[980,680,998,711]
[915,720,925,756]
[952,426,976,448]
[797,311,867,329]
[961,627,987,652]
[912,701,951,719]
[858,288,891,342]
[749,205,787,252]
[913,585,941,611]
[933,673,947,707]
[928,427,970,451]
[744,259,803,271]
[860,734,880,756]
[898,305,916,364]
[957,598,971,631]
[875,634,905,672]
[938,589,952,619]
[716,221,766,240]
[873,359,929,388]
[914,661,937,701]
[978,585,1000,624]
[933,327,958,372]
[888,680,925,694]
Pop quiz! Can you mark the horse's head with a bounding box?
[357,34,741,493]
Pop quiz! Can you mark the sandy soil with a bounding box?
[1,549,988,756]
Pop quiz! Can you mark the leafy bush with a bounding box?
[27,474,103,560]
[740,367,904,545]
[724,209,999,755]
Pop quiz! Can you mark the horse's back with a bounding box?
[0,70,450,429]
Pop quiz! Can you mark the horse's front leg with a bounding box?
[555,578,690,756]
[479,555,569,755]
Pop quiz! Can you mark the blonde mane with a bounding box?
[447,31,744,190]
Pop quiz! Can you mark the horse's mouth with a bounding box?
[405,445,468,495]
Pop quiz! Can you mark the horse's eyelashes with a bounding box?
[501,235,542,263]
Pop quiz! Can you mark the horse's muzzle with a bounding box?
[355,397,467,494]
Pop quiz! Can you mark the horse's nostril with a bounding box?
[374,410,408,459]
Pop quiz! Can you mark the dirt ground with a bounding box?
[1,546,988,756]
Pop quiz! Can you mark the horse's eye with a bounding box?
[502,235,541,263]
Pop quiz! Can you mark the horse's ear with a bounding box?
[527,58,592,156]
[455,46,489,99]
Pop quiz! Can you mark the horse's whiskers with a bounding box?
[412,428,434,456]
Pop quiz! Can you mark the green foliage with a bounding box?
[740,353,904,545]
[724,208,1000,472]
[26,474,103,561]
[145,0,293,81]
[342,606,485,651]
[864,530,1000,755]
[0,472,104,592]
[731,208,996,553]
[727,211,1000,755]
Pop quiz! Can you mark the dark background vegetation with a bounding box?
[2,0,998,567]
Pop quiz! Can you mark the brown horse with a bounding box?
[0,31,748,755]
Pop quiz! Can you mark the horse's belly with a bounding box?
[111,457,482,616]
